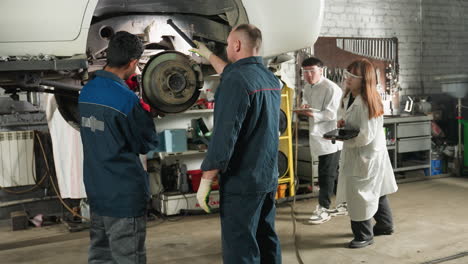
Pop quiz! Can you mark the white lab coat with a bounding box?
[45,94,86,199]
[336,94,398,221]
[302,77,343,156]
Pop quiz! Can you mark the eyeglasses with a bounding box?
[302,68,321,73]
[343,70,362,79]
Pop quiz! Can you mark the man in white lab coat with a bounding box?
[296,57,345,224]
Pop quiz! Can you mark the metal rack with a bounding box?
[278,85,296,197]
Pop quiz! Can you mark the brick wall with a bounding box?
[422,0,468,94]
[318,0,468,96]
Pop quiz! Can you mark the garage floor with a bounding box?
[1,177,468,264]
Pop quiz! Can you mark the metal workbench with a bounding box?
[297,114,434,179]
[384,114,433,173]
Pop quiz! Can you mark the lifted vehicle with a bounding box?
[0,0,323,128]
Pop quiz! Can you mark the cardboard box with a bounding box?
[11,211,28,231]
[157,129,187,153]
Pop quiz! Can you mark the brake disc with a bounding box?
[142,51,203,113]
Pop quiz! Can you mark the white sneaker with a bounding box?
[308,205,331,224]
[328,203,348,217]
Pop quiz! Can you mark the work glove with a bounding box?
[189,40,213,60]
[139,99,151,112]
[125,74,139,92]
[196,178,213,213]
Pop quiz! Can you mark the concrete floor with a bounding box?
[1,177,468,264]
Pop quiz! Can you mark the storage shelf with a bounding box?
[384,114,433,124]
[298,121,308,130]
[394,164,430,172]
[395,173,451,184]
[167,109,214,115]
[277,86,295,197]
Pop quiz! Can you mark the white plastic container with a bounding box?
[242,0,324,57]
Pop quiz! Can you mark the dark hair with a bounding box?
[106,31,144,68]
[233,24,262,52]
[301,57,324,68]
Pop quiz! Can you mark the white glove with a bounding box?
[196,178,213,213]
[189,40,213,60]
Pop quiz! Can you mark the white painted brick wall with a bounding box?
[320,0,422,96]
[280,0,468,97]
[318,0,468,96]
[421,0,468,94]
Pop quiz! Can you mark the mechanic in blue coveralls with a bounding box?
[190,24,282,264]
[79,31,158,264]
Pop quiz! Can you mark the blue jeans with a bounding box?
[220,190,282,264]
[88,212,146,264]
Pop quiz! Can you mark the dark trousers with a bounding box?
[220,190,281,264]
[88,212,147,264]
[318,151,341,209]
[351,195,393,241]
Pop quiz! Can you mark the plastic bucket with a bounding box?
[188,170,203,192]
[431,159,442,175]
[277,184,287,199]
[188,170,219,192]
[431,152,443,175]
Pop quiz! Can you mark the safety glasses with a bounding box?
[302,68,321,74]
[343,70,362,79]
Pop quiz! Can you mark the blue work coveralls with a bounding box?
[79,70,158,217]
[79,70,159,263]
[201,56,282,264]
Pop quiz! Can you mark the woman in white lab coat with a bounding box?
[335,59,398,248]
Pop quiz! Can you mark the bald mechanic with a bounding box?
[190,24,282,264]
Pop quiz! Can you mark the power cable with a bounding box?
[288,50,307,264]
[35,132,90,222]
[421,251,468,264]
[290,109,305,264]
[0,172,48,194]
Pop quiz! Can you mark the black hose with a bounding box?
[167,19,197,48]
[421,251,468,264]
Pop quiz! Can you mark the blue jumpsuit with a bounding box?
[79,70,159,263]
[79,70,158,217]
[201,56,282,264]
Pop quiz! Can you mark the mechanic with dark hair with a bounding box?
[190,24,282,264]
[79,31,158,264]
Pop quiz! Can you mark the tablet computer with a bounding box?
[323,128,360,140]
[292,107,320,112]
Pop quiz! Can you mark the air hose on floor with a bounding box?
[35,132,90,222]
